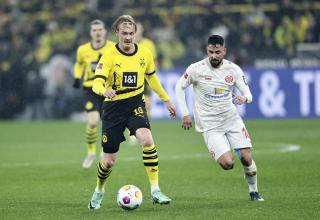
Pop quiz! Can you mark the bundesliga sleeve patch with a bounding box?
[97,63,103,70]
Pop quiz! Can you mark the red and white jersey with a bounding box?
[175,58,252,132]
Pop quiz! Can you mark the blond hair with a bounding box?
[112,15,137,33]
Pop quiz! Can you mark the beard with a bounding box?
[209,58,222,68]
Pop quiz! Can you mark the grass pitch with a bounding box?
[0,119,319,219]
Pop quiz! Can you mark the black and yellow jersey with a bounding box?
[74,40,115,88]
[93,43,169,102]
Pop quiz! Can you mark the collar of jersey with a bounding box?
[116,43,138,56]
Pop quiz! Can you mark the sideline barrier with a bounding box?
[150,68,320,119]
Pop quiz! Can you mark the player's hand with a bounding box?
[232,95,247,105]
[164,100,176,118]
[104,89,116,99]
[72,79,81,89]
[182,115,192,130]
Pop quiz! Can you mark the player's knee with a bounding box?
[102,158,116,168]
[87,112,100,127]
[217,152,234,170]
[236,148,252,166]
[220,161,234,170]
[218,158,234,170]
[135,128,153,146]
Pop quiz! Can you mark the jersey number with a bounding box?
[122,72,137,87]
[134,107,144,116]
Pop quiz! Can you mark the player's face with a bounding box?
[116,22,136,51]
[90,24,106,43]
[207,44,226,68]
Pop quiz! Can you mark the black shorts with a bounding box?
[83,86,104,113]
[101,93,151,153]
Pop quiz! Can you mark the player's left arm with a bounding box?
[233,66,252,105]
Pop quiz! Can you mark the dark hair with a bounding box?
[207,35,224,46]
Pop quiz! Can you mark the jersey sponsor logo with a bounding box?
[204,75,212,80]
[97,63,103,70]
[122,72,138,87]
[225,75,234,83]
[183,72,188,79]
[205,88,230,99]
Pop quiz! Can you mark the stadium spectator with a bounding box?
[88,15,176,210]
[72,19,115,168]
[175,35,264,202]
[1,0,320,119]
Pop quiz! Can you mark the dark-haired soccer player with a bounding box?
[73,20,115,169]
[88,15,176,210]
[175,35,264,202]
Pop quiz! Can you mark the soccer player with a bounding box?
[175,35,264,202]
[88,15,176,210]
[73,19,115,168]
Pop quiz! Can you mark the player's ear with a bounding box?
[224,47,227,55]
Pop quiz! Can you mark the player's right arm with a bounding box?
[175,67,193,130]
[73,46,84,88]
[92,54,115,98]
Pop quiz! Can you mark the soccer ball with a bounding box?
[117,185,143,210]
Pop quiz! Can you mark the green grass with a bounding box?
[0,119,320,220]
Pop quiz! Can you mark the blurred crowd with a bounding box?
[0,0,319,119]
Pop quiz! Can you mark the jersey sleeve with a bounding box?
[234,65,252,103]
[175,65,194,117]
[74,47,84,79]
[145,51,169,101]
[145,50,156,75]
[92,53,111,96]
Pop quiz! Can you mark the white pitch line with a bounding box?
[0,142,301,168]
[278,144,301,152]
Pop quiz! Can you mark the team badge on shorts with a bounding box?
[85,101,94,110]
[102,134,108,143]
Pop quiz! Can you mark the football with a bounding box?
[117,185,143,210]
